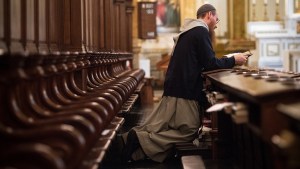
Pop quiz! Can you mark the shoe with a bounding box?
[121,129,140,162]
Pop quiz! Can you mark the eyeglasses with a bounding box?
[244,50,253,57]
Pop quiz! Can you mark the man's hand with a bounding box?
[234,53,248,66]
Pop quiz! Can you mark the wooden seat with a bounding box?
[181,155,206,169]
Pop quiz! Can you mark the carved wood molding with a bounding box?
[114,0,125,4]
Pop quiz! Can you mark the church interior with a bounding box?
[0,0,300,169]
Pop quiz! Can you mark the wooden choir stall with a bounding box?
[199,67,300,169]
[0,0,146,169]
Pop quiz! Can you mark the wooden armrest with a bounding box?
[99,129,116,140]
[92,139,111,151]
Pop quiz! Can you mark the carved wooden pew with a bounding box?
[0,52,145,169]
[0,0,138,168]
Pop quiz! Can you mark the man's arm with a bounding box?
[196,28,247,70]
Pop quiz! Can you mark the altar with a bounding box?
[247,0,300,70]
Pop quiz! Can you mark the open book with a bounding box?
[223,51,252,58]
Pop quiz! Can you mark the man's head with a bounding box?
[196,4,219,32]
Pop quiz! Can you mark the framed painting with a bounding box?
[156,0,180,33]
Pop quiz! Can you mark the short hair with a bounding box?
[196,4,216,18]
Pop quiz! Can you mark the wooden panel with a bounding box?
[82,0,89,51]
[99,0,105,50]
[61,0,82,52]
[81,0,87,52]
[70,0,82,52]
[0,0,7,52]
[26,0,37,53]
[49,0,60,52]
[26,0,35,42]
[114,2,120,51]
[92,0,99,51]
[89,0,93,51]
[137,2,156,39]
[86,0,92,51]
[119,1,126,51]
[38,0,46,42]
[63,0,71,46]
[104,0,114,51]
[21,0,25,49]
[38,0,48,53]
[84,0,91,51]
[0,0,3,39]
[125,4,133,52]
[10,0,23,53]
[11,0,21,40]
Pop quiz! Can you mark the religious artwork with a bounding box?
[156,0,180,33]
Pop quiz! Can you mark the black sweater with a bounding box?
[163,26,235,103]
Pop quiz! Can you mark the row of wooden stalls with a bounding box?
[0,0,148,169]
[185,67,300,169]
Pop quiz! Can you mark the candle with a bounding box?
[252,0,256,4]
[264,0,267,4]
[276,0,279,4]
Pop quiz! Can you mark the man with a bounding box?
[122,4,248,163]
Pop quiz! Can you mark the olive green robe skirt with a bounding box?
[122,96,201,162]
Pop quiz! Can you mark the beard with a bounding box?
[209,30,216,45]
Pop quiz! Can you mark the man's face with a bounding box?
[208,12,219,32]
